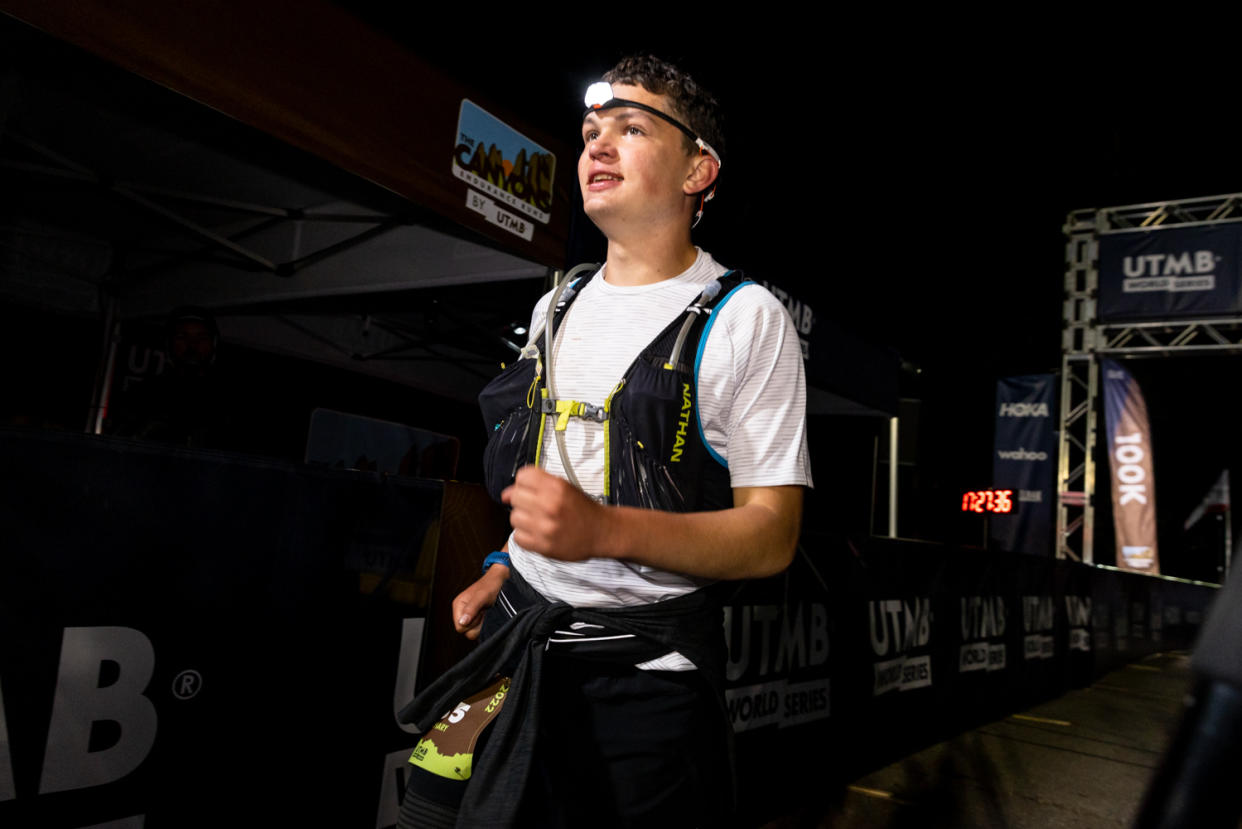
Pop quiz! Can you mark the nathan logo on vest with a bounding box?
[670,382,692,462]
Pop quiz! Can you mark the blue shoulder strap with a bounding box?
[693,271,754,469]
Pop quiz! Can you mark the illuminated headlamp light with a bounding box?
[583,81,721,167]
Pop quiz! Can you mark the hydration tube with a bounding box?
[539,262,599,490]
[521,262,595,358]
[666,280,722,369]
[534,268,721,494]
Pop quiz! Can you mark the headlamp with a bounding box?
[583,81,721,167]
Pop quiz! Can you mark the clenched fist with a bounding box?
[502,466,607,561]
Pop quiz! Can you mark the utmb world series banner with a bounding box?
[1102,360,1160,574]
[1098,223,1242,321]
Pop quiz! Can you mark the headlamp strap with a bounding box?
[583,82,721,167]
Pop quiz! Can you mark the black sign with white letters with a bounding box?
[990,374,1056,556]
[1099,224,1242,321]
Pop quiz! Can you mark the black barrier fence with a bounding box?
[1,428,443,828]
[0,430,1219,827]
[726,536,1216,825]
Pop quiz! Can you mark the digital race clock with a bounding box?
[961,489,1014,514]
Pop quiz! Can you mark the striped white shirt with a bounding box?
[507,249,812,627]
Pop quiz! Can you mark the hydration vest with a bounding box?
[479,268,752,513]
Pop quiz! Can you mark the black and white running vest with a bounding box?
[479,269,752,513]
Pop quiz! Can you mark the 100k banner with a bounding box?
[1102,360,1160,574]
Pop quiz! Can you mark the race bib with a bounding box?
[407,676,510,780]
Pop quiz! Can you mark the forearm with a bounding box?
[479,541,512,591]
[453,541,511,639]
[595,487,803,580]
[504,467,803,581]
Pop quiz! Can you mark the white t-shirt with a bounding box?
[507,249,813,615]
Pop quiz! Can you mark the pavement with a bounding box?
[766,652,1194,828]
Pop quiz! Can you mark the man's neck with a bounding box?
[602,235,699,287]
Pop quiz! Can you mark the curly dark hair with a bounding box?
[601,55,725,164]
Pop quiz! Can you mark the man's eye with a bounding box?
[584,130,599,143]
[626,125,643,136]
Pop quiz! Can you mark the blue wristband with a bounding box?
[482,551,511,574]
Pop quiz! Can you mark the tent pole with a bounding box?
[86,294,120,435]
[889,416,898,538]
[869,434,878,536]
[1,70,16,139]
[546,266,563,294]
[1225,471,1233,583]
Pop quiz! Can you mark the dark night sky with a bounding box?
[386,27,1242,368]
[8,10,1242,562]
[384,27,1242,552]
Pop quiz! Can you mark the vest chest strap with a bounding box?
[540,397,609,431]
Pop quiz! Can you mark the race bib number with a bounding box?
[408,676,510,780]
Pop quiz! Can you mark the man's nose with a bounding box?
[588,129,616,159]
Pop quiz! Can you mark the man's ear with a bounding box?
[684,154,720,196]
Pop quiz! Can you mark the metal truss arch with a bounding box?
[1059,192,1242,564]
